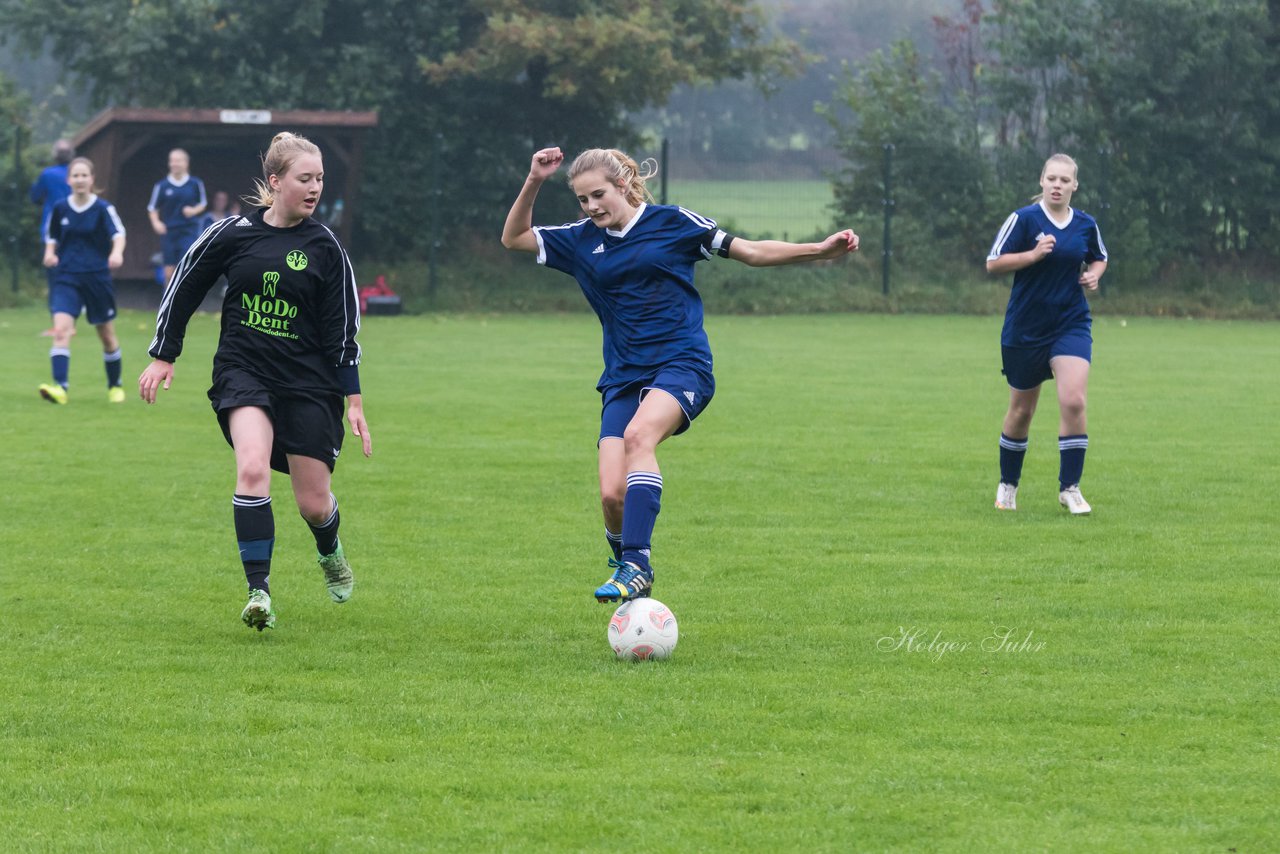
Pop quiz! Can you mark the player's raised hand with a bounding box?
[815,229,860,260]
[138,359,174,404]
[529,147,564,181]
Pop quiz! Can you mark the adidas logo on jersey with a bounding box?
[683,391,695,405]
[235,217,253,227]
[592,243,605,254]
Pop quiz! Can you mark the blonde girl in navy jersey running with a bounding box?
[987,153,1108,515]
[38,157,127,405]
[503,146,859,602]
[139,132,370,631]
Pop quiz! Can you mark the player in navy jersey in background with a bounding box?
[986,153,1108,515]
[139,132,370,632]
[147,148,207,287]
[38,157,127,405]
[503,146,859,602]
[29,140,74,289]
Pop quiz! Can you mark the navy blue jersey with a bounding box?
[149,210,361,396]
[29,165,70,242]
[988,202,1108,347]
[534,203,729,392]
[148,175,207,230]
[47,195,125,274]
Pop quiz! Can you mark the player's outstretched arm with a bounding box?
[138,359,174,404]
[727,229,859,267]
[502,147,564,253]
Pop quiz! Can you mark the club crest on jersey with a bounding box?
[286,250,308,271]
[592,243,605,254]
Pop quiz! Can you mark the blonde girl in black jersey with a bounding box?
[140,132,370,631]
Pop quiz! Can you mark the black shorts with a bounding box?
[209,367,344,474]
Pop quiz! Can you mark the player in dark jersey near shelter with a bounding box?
[38,157,127,405]
[30,139,74,274]
[502,146,859,603]
[139,132,370,632]
[30,140,75,337]
[148,148,207,287]
[986,152,1108,516]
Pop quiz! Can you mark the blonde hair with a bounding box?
[1032,152,1078,202]
[67,156,103,194]
[68,156,95,176]
[247,132,322,208]
[567,148,657,207]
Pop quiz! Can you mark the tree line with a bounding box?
[0,0,799,262]
[2,0,1277,291]
[825,0,1280,287]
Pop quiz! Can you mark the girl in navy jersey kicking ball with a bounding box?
[139,132,370,631]
[503,146,859,603]
[987,153,1108,515]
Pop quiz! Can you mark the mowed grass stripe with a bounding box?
[1,307,1276,851]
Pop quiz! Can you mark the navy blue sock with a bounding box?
[306,494,341,556]
[999,433,1028,486]
[103,348,122,388]
[1059,434,1088,490]
[233,494,274,593]
[51,347,70,388]
[621,472,662,572]
[605,528,623,561]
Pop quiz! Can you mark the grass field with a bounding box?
[665,179,835,240]
[2,306,1277,851]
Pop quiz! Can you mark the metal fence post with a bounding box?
[1096,146,1110,297]
[882,143,894,296]
[429,131,442,301]
[660,137,669,206]
[10,122,23,294]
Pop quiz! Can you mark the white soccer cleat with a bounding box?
[1059,485,1092,515]
[995,482,1018,510]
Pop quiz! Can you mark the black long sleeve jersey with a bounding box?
[149,209,361,396]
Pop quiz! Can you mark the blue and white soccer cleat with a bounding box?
[594,558,652,603]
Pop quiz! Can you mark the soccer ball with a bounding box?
[608,598,678,661]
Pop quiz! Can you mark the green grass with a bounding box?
[2,307,1277,851]
[665,179,836,240]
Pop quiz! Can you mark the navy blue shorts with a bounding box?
[599,361,716,443]
[49,270,117,325]
[1002,327,1092,390]
[162,227,200,265]
[209,367,344,474]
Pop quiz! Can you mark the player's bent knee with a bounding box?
[235,464,271,494]
[622,426,659,457]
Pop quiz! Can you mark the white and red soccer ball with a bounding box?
[608,598,678,661]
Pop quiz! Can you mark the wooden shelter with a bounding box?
[71,107,378,282]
